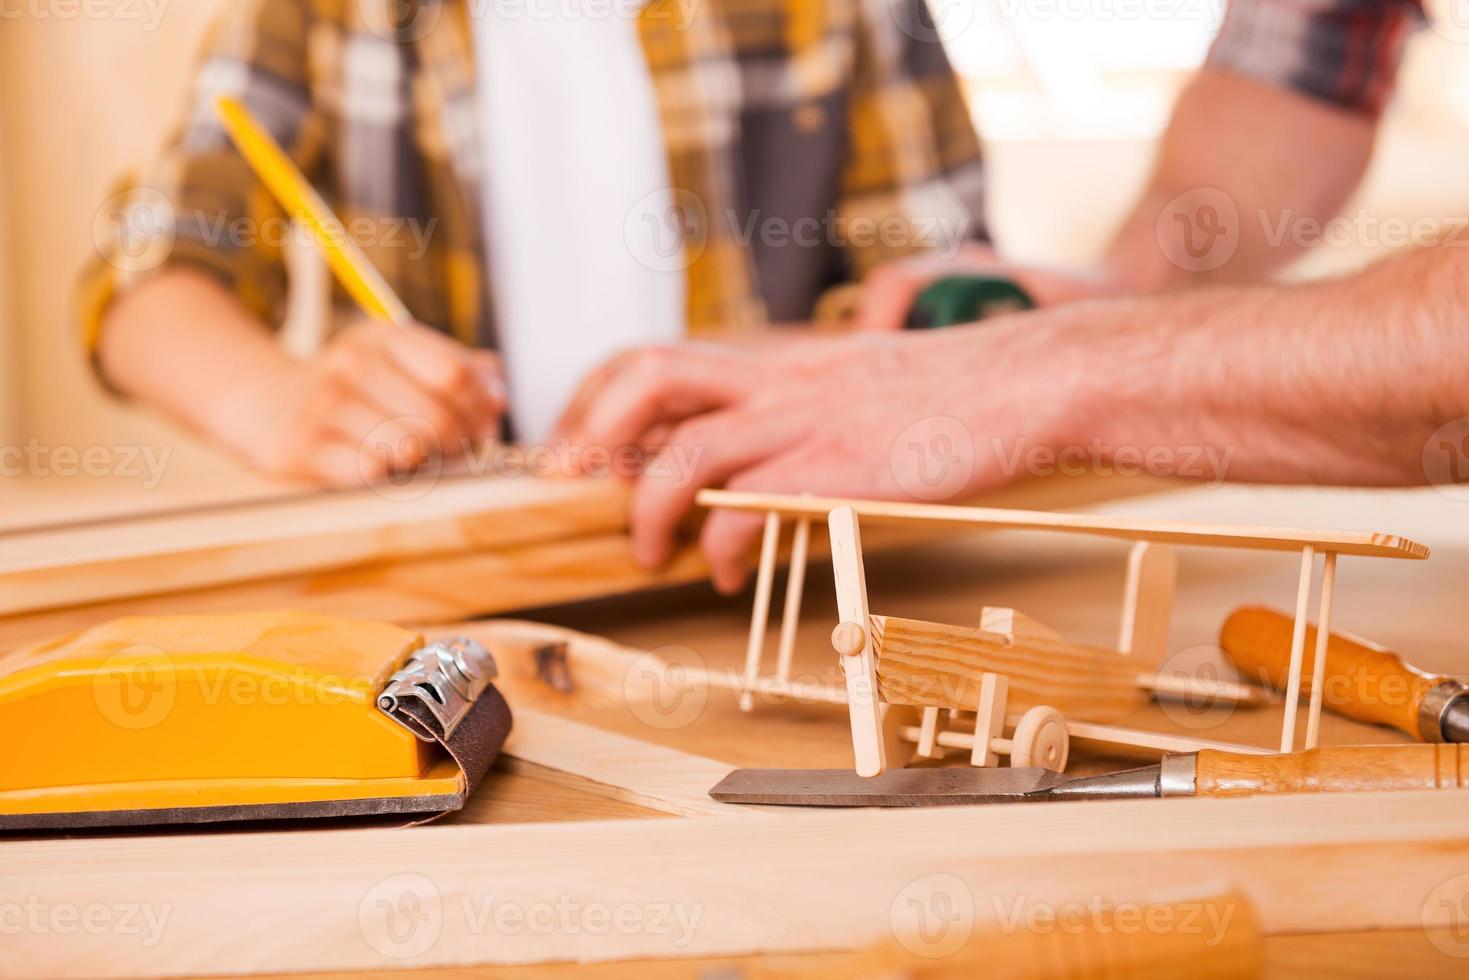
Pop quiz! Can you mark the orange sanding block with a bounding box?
[0,611,512,831]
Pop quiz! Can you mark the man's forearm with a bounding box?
[1055,241,1469,486]
[1105,69,1377,292]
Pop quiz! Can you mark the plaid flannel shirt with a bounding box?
[1207,0,1424,114]
[82,0,989,351]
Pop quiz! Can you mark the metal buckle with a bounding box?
[377,638,498,742]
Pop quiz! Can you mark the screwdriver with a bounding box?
[1219,607,1469,743]
[1034,743,1469,801]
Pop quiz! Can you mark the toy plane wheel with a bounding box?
[1009,706,1070,772]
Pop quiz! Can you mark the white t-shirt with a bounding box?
[471,7,686,444]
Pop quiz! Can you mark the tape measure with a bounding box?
[906,274,1035,329]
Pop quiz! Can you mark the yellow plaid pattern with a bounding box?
[82,0,987,353]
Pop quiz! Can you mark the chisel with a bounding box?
[1220,606,1469,743]
[710,744,1469,806]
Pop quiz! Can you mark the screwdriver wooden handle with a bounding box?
[1195,744,1469,797]
[1219,606,1446,738]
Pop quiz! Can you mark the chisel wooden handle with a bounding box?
[1219,606,1451,739]
[1194,744,1469,797]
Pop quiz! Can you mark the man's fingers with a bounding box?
[697,508,770,595]
[552,350,637,444]
[699,450,871,594]
[627,407,808,570]
[571,346,761,456]
[853,265,925,333]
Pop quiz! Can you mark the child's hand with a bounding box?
[247,319,506,485]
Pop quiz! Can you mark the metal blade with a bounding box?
[709,767,1068,807]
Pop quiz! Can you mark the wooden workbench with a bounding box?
[369,486,1469,977]
[8,483,1469,978]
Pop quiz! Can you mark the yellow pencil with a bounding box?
[213,95,413,326]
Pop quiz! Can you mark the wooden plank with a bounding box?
[697,490,1429,559]
[0,475,628,617]
[202,929,1469,980]
[4,790,1466,976]
[498,707,768,819]
[870,615,1146,720]
[0,530,713,666]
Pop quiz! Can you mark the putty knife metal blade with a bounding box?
[709,767,1068,806]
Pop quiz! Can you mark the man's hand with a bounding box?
[248,319,506,485]
[554,325,1081,593]
[854,242,1122,333]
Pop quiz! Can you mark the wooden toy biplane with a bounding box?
[694,490,1429,777]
